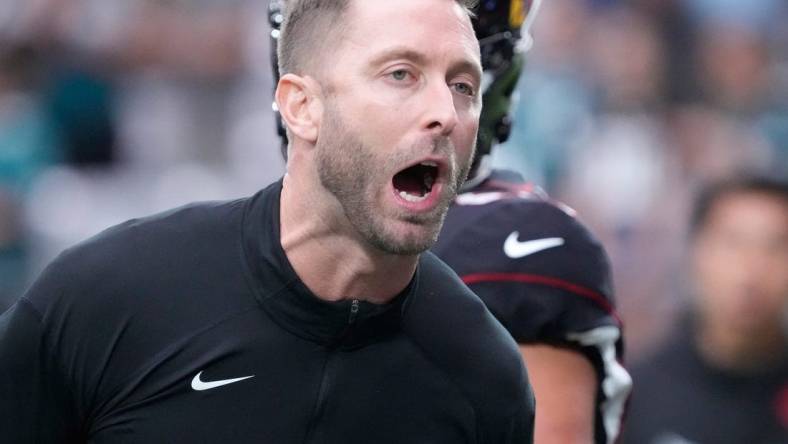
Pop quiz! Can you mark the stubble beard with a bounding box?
[315,105,472,256]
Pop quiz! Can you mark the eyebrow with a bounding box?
[449,59,483,85]
[368,47,429,69]
[368,46,483,83]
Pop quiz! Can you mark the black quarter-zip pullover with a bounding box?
[0,179,534,443]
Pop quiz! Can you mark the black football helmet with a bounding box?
[471,0,541,181]
[268,0,542,169]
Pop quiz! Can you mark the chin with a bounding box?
[368,221,442,256]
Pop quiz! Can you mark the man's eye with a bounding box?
[453,83,475,96]
[391,70,409,81]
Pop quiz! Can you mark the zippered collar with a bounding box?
[240,179,414,349]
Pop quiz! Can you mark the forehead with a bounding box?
[707,192,788,235]
[340,0,480,67]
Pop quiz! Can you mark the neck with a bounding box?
[279,171,418,304]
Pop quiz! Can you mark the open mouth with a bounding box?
[392,161,439,203]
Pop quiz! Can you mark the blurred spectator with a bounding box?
[668,105,774,184]
[0,0,278,172]
[696,24,770,111]
[624,176,788,444]
[0,44,60,310]
[561,5,671,227]
[492,0,595,189]
[683,0,784,31]
[0,45,58,191]
[691,22,788,172]
[632,0,698,104]
[0,0,285,281]
[546,5,686,355]
[46,68,117,166]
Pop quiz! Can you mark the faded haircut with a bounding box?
[277,0,479,77]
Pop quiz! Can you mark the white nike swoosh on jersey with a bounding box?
[191,371,255,391]
[503,232,565,259]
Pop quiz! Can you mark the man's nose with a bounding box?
[421,82,459,136]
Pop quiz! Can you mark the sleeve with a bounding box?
[459,201,620,345]
[0,298,82,442]
[457,201,632,443]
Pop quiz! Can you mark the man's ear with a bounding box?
[275,74,323,144]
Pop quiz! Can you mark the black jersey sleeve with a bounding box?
[435,196,632,444]
[472,243,618,347]
[438,199,620,345]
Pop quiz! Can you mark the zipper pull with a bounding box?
[348,299,360,324]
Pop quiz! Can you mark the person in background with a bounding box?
[431,1,632,442]
[624,176,788,444]
[0,44,60,310]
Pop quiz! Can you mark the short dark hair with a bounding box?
[690,175,788,237]
[277,0,479,76]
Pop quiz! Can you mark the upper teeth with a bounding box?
[420,161,438,167]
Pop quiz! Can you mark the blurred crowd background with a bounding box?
[0,0,786,364]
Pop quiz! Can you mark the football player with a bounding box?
[432,1,632,442]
